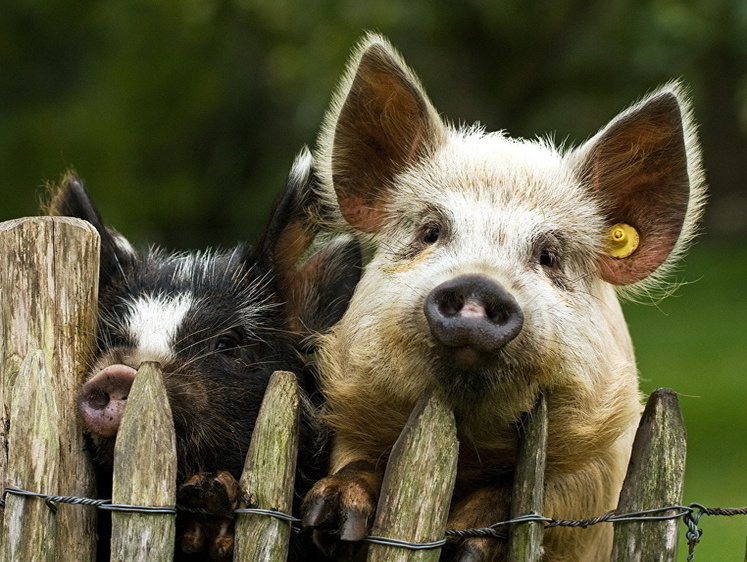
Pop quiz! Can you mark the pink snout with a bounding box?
[78,364,137,438]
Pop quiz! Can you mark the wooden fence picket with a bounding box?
[611,388,687,561]
[0,217,98,561]
[110,362,177,561]
[3,351,59,561]
[367,390,459,562]
[234,370,301,561]
[508,392,548,561]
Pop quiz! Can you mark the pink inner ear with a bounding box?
[601,230,672,285]
[585,92,691,286]
[329,41,444,234]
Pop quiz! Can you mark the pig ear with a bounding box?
[286,235,362,337]
[256,148,362,335]
[575,86,703,286]
[319,34,446,233]
[256,148,319,281]
[46,173,137,285]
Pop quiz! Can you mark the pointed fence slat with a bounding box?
[0,216,98,561]
[234,370,301,561]
[508,392,548,561]
[611,388,686,561]
[367,391,458,562]
[3,351,59,561]
[110,362,177,561]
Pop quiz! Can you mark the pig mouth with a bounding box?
[426,343,511,398]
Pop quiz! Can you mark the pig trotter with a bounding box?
[302,461,380,556]
[177,471,239,561]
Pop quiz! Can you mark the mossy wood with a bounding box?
[508,392,548,561]
[2,351,58,561]
[235,370,300,562]
[111,362,177,562]
[611,388,686,561]
[367,391,459,562]
[0,217,98,560]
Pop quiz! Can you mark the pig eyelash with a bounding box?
[539,249,560,270]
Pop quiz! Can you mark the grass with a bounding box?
[623,241,747,560]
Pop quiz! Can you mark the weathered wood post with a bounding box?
[0,216,99,560]
[3,351,59,560]
[508,392,548,561]
[611,388,686,561]
[234,370,300,561]
[110,362,177,561]
[366,390,459,562]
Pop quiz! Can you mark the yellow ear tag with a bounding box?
[606,223,639,259]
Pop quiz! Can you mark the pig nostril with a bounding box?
[486,304,510,325]
[438,292,464,317]
[85,388,110,410]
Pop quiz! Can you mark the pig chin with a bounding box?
[428,344,510,403]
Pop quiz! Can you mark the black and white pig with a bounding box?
[300,34,707,560]
[46,148,360,560]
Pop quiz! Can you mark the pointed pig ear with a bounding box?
[45,173,137,286]
[255,148,361,335]
[576,89,696,285]
[324,34,446,233]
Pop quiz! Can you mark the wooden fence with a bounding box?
[0,216,707,560]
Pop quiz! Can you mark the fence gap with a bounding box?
[234,370,300,561]
[0,216,99,560]
[508,391,548,561]
[110,361,176,561]
[367,390,458,562]
[611,388,686,561]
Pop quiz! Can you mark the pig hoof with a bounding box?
[301,473,378,553]
[177,471,239,561]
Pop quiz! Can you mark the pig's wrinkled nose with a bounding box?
[424,274,523,354]
[78,364,137,438]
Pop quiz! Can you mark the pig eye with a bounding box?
[539,249,560,270]
[213,331,242,355]
[420,224,441,245]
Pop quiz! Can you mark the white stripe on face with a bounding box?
[125,293,193,359]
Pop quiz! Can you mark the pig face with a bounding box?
[341,139,608,406]
[82,245,296,477]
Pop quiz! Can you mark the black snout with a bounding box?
[424,274,523,355]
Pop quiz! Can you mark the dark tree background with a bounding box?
[2,1,746,248]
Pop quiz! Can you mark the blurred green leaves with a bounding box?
[1,0,746,246]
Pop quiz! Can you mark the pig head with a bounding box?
[302,34,706,561]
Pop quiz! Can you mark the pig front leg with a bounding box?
[441,479,513,561]
[444,458,619,561]
[177,471,240,561]
[302,459,383,558]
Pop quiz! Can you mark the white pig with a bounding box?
[301,33,706,561]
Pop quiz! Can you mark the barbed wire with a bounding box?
[2,485,746,560]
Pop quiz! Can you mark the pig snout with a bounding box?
[78,364,137,438]
[424,274,523,360]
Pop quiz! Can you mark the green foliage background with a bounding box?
[2,1,746,558]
